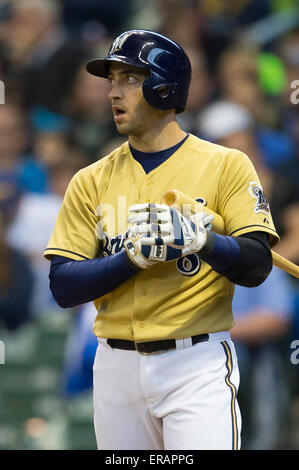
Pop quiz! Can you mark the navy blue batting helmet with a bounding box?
[86,30,192,114]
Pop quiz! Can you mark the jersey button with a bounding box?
[142,289,148,296]
[146,181,153,187]
[139,322,145,328]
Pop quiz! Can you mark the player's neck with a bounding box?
[129,120,186,153]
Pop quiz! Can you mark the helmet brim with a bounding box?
[86,58,110,78]
[86,56,148,78]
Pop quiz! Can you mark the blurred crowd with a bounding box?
[0,0,299,450]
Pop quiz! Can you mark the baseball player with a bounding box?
[44,30,279,450]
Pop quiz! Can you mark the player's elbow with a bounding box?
[221,233,273,288]
[50,285,75,309]
[53,294,75,309]
[49,273,78,309]
[233,253,273,288]
[235,267,271,287]
[220,248,273,288]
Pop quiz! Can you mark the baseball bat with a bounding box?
[161,189,299,279]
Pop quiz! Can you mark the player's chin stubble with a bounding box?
[115,100,159,138]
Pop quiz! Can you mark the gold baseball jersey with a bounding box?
[44,134,279,341]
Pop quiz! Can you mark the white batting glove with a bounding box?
[127,203,214,255]
[123,230,183,270]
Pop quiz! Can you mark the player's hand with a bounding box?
[123,230,183,270]
[127,203,214,255]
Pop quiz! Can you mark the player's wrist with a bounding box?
[123,237,153,269]
[121,248,142,272]
[198,230,215,257]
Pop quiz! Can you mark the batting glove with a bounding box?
[123,230,183,270]
[127,203,214,255]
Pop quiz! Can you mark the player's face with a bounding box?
[107,62,165,137]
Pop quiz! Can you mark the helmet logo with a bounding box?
[154,84,175,99]
[110,32,131,53]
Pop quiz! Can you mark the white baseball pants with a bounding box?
[93,331,241,450]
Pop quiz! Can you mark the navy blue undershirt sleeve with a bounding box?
[200,231,272,287]
[49,250,139,308]
[200,232,241,272]
[49,231,271,309]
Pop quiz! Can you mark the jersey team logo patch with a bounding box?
[248,181,270,215]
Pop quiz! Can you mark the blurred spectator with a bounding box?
[61,302,98,398]
[33,131,72,172]
[28,105,80,179]
[231,266,295,449]
[278,30,299,106]
[197,101,299,264]
[216,42,298,168]
[0,173,21,233]
[196,0,274,71]
[198,101,255,141]
[62,0,134,36]
[156,0,201,49]
[275,30,299,187]
[198,0,272,26]
[46,149,89,198]
[7,151,89,316]
[0,211,34,331]
[198,99,296,169]
[217,46,279,127]
[177,47,214,134]
[62,63,116,161]
[210,46,297,169]
[0,104,48,194]
[0,103,28,172]
[0,0,88,113]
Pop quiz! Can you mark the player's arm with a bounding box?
[128,204,272,287]
[200,230,272,287]
[49,250,140,308]
[49,232,186,308]
[49,210,217,308]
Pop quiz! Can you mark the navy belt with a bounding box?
[107,334,209,353]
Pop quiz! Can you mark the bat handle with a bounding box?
[161,190,299,279]
[161,190,226,235]
[272,251,299,279]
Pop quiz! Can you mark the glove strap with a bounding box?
[123,239,151,269]
[124,238,167,269]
